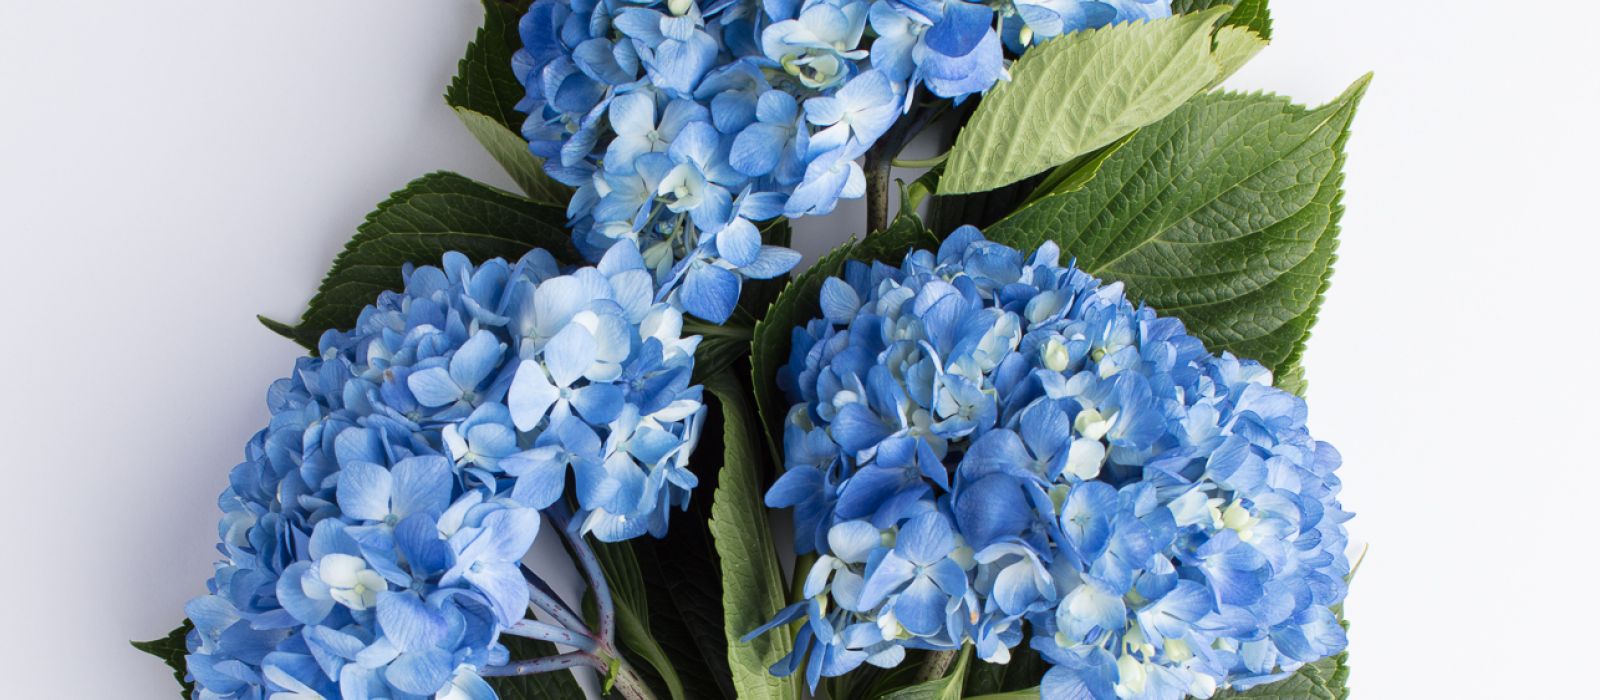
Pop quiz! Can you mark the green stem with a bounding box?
[683,319,754,339]
[891,151,950,169]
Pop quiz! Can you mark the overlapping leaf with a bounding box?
[939,8,1230,194]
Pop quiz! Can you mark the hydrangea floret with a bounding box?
[513,0,1172,323]
[752,227,1351,698]
[184,246,703,699]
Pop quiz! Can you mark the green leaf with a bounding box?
[704,372,800,700]
[487,636,590,700]
[874,648,972,700]
[1023,129,1140,206]
[1173,0,1274,40]
[985,76,1370,390]
[260,171,577,349]
[939,8,1228,195]
[445,0,531,131]
[132,621,194,699]
[445,1,571,205]
[749,216,938,450]
[1210,25,1269,87]
[612,592,688,700]
[1214,652,1350,699]
[453,106,572,205]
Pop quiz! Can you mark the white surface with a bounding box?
[0,1,1595,697]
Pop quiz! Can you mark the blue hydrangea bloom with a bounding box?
[756,227,1351,698]
[513,0,1171,323]
[185,246,706,699]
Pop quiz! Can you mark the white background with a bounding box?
[1,1,1596,697]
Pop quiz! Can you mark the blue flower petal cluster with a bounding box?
[757,227,1351,697]
[185,246,705,699]
[513,0,1171,323]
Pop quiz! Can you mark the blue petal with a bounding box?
[336,461,393,522]
[450,330,507,392]
[390,456,452,519]
[680,263,741,323]
[544,323,597,388]
[406,367,461,408]
[717,218,762,267]
[375,592,447,652]
[893,576,949,637]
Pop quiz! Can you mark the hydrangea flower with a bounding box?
[185,246,706,699]
[754,227,1351,698]
[513,0,1171,323]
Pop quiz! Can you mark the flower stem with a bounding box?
[548,505,616,648]
[505,618,599,652]
[520,566,589,634]
[481,651,604,677]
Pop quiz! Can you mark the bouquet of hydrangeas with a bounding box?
[136,1,1366,698]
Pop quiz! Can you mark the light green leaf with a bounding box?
[939,7,1228,195]
[874,648,972,700]
[132,621,194,699]
[615,599,687,700]
[705,373,799,700]
[453,107,571,205]
[1023,129,1139,206]
[259,171,576,349]
[1210,25,1269,87]
[985,76,1370,392]
[1173,0,1273,40]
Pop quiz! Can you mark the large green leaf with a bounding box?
[704,373,799,700]
[132,621,194,699]
[985,76,1370,392]
[749,216,938,451]
[939,7,1229,195]
[1173,0,1274,40]
[488,636,591,700]
[446,0,572,205]
[260,171,576,349]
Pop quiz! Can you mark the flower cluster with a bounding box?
[185,246,705,699]
[756,228,1351,697]
[513,0,1171,323]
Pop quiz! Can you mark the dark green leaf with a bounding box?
[704,372,799,700]
[985,76,1370,391]
[488,636,590,700]
[1173,0,1274,40]
[132,621,194,699]
[446,1,571,204]
[445,0,532,131]
[260,171,576,349]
